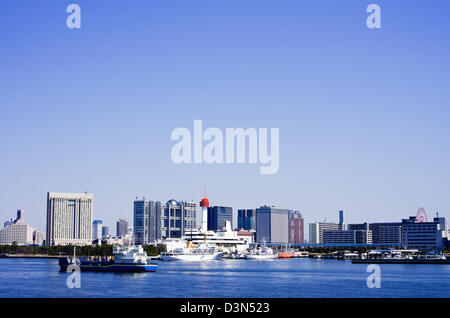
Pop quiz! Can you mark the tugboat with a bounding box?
[59,245,157,272]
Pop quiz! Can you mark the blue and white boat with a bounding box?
[59,245,157,272]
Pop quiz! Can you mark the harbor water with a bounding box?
[0,258,449,298]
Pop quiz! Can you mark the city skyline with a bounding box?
[1,1,450,233]
[1,190,445,242]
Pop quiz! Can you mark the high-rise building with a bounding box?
[133,198,197,244]
[0,210,37,245]
[256,206,304,243]
[149,201,162,242]
[339,210,345,230]
[237,209,256,231]
[161,200,196,239]
[46,192,93,246]
[288,211,304,244]
[92,220,102,240]
[133,199,150,245]
[309,222,340,244]
[207,206,233,231]
[102,226,109,238]
[116,218,129,237]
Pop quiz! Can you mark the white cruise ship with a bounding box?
[160,196,250,260]
[164,221,250,254]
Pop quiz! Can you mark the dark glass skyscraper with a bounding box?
[339,210,345,230]
[237,209,257,231]
[207,206,233,231]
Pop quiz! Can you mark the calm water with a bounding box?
[0,258,449,298]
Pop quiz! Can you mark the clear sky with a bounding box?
[1,1,449,235]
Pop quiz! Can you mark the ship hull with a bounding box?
[78,263,157,272]
[161,253,224,261]
[59,259,157,272]
[244,254,278,260]
[278,252,295,259]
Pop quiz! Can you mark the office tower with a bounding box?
[207,206,233,231]
[183,201,197,231]
[256,206,289,243]
[288,211,304,244]
[256,206,303,243]
[92,220,102,240]
[102,226,109,238]
[401,215,447,250]
[339,210,345,230]
[309,222,340,244]
[161,200,196,239]
[366,223,401,245]
[149,201,162,242]
[0,210,36,245]
[116,218,129,237]
[46,192,93,246]
[134,199,150,245]
[237,209,257,231]
[134,197,197,244]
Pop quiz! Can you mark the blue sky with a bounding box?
[1,0,449,235]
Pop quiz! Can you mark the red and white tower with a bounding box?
[200,197,209,233]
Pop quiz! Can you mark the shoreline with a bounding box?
[352,258,450,264]
[0,254,63,259]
